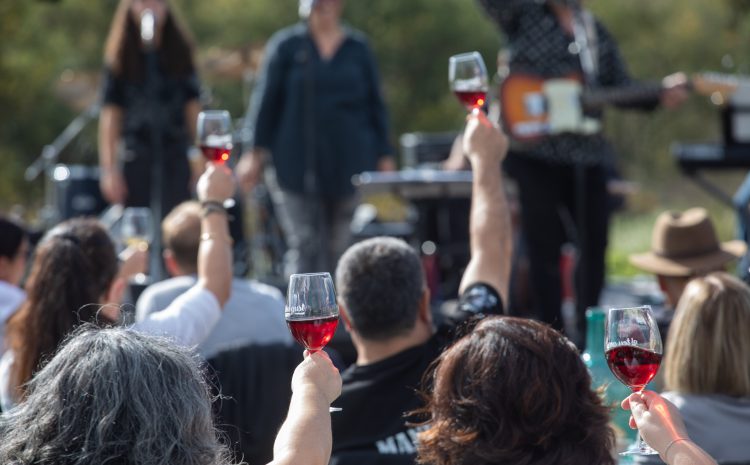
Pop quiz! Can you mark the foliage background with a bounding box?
[2,0,750,275]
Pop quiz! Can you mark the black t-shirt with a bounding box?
[329,283,503,465]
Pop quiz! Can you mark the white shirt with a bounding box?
[0,281,26,357]
[0,285,220,412]
[136,276,291,359]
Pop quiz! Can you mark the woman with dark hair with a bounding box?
[98,0,201,215]
[0,215,29,357]
[0,326,342,465]
[0,163,235,411]
[415,316,719,465]
[416,316,615,465]
[237,0,395,277]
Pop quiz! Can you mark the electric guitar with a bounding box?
[500,72,743,142]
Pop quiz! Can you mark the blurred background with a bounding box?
[2,0,750,278]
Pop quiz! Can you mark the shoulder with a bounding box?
[234,279,284,301]
[267,23,308,50]
[138,276,195,304]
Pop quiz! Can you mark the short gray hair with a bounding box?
[335,237,425,341]
[0,326,236,465]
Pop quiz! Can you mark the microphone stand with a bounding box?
[570,2,598,341]
[24,102,100,230]
[143,48,164,282]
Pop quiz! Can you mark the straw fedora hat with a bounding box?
[629,208,746,277]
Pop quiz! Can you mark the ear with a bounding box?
[0,256,9,281]
[163,250,181,277]
[338,299,353,331]
[105,276,128,305]
[656,275,668,293]
[418,287,432,326]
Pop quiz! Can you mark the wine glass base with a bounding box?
[619,445,659,456]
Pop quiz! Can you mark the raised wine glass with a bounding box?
[605,305,663,455]
[197,110,233,164]
[449,51,489,113]
[286,272,341,412]
[121,207,152,283]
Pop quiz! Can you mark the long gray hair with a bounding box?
[0,326,236,465]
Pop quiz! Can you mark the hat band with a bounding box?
[653,244,721,260]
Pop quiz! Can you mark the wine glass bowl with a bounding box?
[449,51,489,112]
[196,110,233,163]
[285,272,339,353]
[605,305,663,455]
[121,207,152,252]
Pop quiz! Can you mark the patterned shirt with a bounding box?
[479,0,659,165]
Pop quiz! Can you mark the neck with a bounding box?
[308,14,340,36]
[353,325,433,366]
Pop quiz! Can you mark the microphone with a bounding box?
[140,9,155,49]
[298,0,317,19]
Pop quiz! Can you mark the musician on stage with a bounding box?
[477,0,688,340]
[98,0,201,218]
[237,0,395,278]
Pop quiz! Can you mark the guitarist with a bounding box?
[477,0,688,342]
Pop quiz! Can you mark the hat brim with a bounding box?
[629,240,747,277]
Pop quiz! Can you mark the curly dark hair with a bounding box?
[415,316,615,465]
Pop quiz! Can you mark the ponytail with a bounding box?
[6,219,118,399]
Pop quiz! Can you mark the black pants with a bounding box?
[505,153,609,336]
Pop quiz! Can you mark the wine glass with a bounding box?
[197,110,233,163]
[121,207,152,283]
[121,207,152,251]
[605,305,663,455]
[286,272,341,412]
[449,51,489,113]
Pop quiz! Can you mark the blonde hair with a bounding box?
[162,201,202,273]
[665,272,750,396]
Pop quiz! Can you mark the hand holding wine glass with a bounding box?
[197,110,233,164]
[286,272,341,412]
[449,51,489,113]
[605,305,663,455]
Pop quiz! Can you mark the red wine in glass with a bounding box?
[197,110,232,164]
[449,51,489,113]
[453,90,487,111]
[605,305,663,456]
[286,315,339,353]
[605,345,662,391]
[200,144,232,163]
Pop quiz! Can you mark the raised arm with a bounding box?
[195,163,235,307]
[459,111,511,306]
[98,105,127,205]
[269,351,342,465]
[622,391,718,465]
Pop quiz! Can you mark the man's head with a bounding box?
[0,216,29,286]
[162,201,202,276]
[335,237,428,342]
[629,208,746,306]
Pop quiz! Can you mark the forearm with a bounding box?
[460,159,511,304]
[666,441,718,465]
[270,389,332,465]
[197,211,232,307]
[185,100,201,144]
[98,106,121,171]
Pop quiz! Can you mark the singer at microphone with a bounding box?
[98,0,202,221]
[140,8,155,49]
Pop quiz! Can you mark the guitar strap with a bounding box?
[571,8,599,86]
